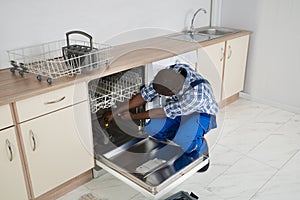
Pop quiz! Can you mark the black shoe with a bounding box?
[197,159,210,173]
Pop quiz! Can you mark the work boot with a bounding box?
[197,159,210,173]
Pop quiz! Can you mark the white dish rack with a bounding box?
[7,39,112,84]
[89,71,143,113]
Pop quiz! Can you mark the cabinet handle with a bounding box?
[220,47,224,62]
[227,45,232,60]
[29,130,37,151]
[5,139,13,162]
[44,96,66,105]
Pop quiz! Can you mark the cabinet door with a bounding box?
[223,35,250,99]
[0,127,28,200]
[197,42,225,102]
[19,101,94,198]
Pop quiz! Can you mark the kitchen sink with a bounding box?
[167,27,239,43]
[197,27,239,36]
[167,32,218,43]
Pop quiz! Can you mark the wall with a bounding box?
[0,0,211,69]
[221,0,300,112]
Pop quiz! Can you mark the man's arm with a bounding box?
[104,93,147,121]
[120,108,166,120]
[118,93,146,112]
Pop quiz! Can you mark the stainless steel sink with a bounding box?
[197,27,239,36]
[167,32,219,43]
[166,27,239,43]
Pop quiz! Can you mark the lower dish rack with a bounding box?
[7,39,112,84]
[89,70,143,113]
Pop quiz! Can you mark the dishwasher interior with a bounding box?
[88,65,209,198]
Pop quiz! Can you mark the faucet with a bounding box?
[189,8,207,34]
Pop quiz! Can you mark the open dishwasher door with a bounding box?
[94,135,209,199]
[92,114,209,199]
[89,67,209,199]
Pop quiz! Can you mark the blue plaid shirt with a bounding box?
[141,64,219,119]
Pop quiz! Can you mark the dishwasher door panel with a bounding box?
[94,136,209,199]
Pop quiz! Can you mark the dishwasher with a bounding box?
[88,64,209,199]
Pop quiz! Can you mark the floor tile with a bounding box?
[215,99,269,139]
[217,126,272,154]
[276,114,300,135]
[84,173,139,200]
[58,186,91,200]
[223,99,269,121]
[247,134,300,169]
[206,157,277,200]
[251,150,300,200]
[249,107,296,132]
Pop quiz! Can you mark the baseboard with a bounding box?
[240,92,300,114]
[34,170,93,200]
[218,93,239,109]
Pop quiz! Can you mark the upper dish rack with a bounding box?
[89,70,143,113]
[7,31,112,84]
[89,71,143,113]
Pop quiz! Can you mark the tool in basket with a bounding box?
[62,30,99,74]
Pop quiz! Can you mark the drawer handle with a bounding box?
[44,96,66,105]
[220,47,224,62]
[6,139,13,162]
[29,130,37,151]
[227,45,232,60]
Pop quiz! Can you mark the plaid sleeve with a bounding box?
[141,83,158,102]
[163,101,182,119]
[164,87,204,119]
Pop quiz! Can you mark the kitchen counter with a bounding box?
[0,29,251,106]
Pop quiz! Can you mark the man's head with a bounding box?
[153,69,186,96]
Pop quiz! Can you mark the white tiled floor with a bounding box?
[59,98,300,200]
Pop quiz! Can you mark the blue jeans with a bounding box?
[144,113,212,153]
[144,113,213,171]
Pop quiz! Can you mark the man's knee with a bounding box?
[144,117,180,140]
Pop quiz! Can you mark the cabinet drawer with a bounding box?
[16,82,88,122]
[0,104,13,129]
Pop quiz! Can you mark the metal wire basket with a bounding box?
[89,71,143,113]
[7,34,112,84]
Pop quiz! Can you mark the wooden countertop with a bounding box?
[0,29,251,106]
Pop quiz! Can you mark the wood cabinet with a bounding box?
[0,83,93,199]
[13,83,94,199]
[19,101,94,198]
[197,35,250,103]
[197,42,225,102]
[223,35,250,99]
[0,109,28,200]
